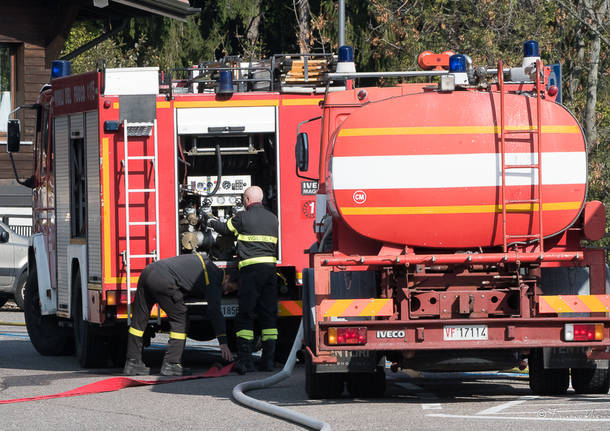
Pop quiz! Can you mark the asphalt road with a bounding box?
[1,305,609,431]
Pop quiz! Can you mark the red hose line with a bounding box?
[0,363,234,405]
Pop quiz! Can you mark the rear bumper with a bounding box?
[316,317,610,351]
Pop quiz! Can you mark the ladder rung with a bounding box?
[503,129,536,135]
[129,254,157,259]
[127,156,155,161]
[128,188,156,193]
[505,199,539,204]
[504,164,539,169]
[506,234,541,239]
[129,221,157,226]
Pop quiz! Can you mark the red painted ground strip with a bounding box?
[0,363,234,405]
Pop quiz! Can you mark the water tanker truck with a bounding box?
[297,41,610,398]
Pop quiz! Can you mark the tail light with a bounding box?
[106,290,117,306]
[564,324,604,341]
[327,327,367,345]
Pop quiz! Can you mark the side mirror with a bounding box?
[7,119,21,153]
[296,132,309,172]
[0,230,9,243]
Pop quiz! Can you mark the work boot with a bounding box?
[160,361,190,376]
[258,340,276,372]
[235,338,256,375]
[123,358,150,376]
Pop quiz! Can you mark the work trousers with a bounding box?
[126,265,188,364]
[235,263,278,342]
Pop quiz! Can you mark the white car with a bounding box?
[0,221,28,310]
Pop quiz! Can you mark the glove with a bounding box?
[208,218,220,231]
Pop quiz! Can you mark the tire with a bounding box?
[347,366,386,398]
[72,269,108,368]
[528,348,569,395]
[13,271,27,310]
[305,353,345,399]
[571,367,610,394]
[24,265,74,356]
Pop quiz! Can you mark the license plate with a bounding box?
[443,325,488,341]
[221,303,239,318]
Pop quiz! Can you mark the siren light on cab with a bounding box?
[51,60,71,78]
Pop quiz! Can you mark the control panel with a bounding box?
[187,175,251,207]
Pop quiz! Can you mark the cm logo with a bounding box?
[376,330,405,338]
[353,190,367,204]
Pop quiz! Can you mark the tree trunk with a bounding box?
[294,0,311,54]
[567,30,585,103]
[584,33,601,149]
[582,0,609,150]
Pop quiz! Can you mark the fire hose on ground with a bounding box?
[232,320,332,431]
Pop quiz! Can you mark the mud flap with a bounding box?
[544,347,609,369]
[316,350,383,373]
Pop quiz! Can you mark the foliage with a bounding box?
[62,0,610,236]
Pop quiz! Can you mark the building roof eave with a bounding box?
[107,0,200,22]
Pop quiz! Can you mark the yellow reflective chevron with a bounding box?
[321,298,393,317]
[539,295,610,313]
[237,234,278,243]
[129,327,144,337]
[170,332,187,340]
[239,256,277,269]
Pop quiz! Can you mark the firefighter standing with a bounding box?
[123,253,237,376]
[210,186,279,374]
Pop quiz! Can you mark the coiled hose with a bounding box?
[232,321,332,430]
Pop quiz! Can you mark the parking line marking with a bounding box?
[500,408,610,415]
[422,403,442,410]
[0,332,29,339]
[428,413,610,422]
[477,395,538,415]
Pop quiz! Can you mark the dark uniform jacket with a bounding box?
[211,203,278,269]
[154,254,227,344]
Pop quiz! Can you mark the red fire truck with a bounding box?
[7,54,339,367]
[297,41,610,398]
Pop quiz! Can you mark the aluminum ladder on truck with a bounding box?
[498,59,545,257]
[122,120,161,325]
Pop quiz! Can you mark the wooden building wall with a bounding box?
[0,0,77,180]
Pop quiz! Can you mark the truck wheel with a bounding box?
[528,349,569,395]
[24,265,74,356]
[305,353,344,399]
[13,271,27,310]
[347,366,386,398]
[571,368,610,394]
[72,269,108,368]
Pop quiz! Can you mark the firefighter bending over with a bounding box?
[124,253,238,376]
[210,185,279,374]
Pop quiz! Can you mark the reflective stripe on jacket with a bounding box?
[212,203,278,268]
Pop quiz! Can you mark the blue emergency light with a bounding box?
[51,60,71,78]
[523,40,539,57]
[338,45,354,63]
[449,54,467,73]
[217,70,233,94]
